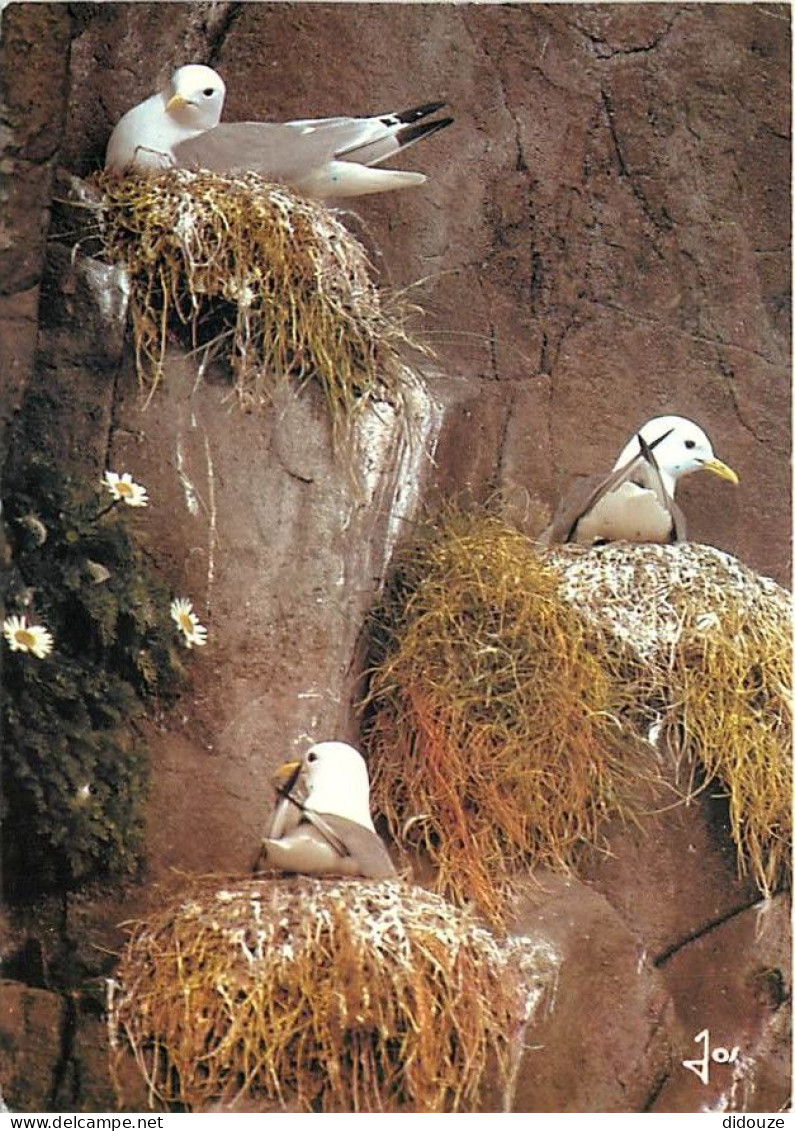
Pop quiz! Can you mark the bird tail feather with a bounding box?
[296,161,427,198]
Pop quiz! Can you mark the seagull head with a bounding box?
[165,64,226,130]
[613,415,739,496]
[273,741,376,830]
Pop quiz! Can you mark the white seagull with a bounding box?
[257,741,396,879]
[540,415,739,545]
[105,63,452,199]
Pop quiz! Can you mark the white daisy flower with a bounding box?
[170,598,208,649]
[103,470,149,508]
[3,615,54,659]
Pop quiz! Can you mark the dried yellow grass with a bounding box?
[547,542,792,897]
[672,606,791,896]
[363,521,791,923]
[108,877,556,1112]
[363,512,638,923]
[93,169,417,431]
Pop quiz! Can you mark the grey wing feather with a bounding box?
[631,439,684,542]
[669,497,687,542]
[541,448,677,545]
[539,472,619,545]
[173,110,451,181]
[174,122,345,180]
[308,811,397,879]
[266,761,304,839]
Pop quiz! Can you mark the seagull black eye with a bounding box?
[203,88,215,97]
[684,439,696,450]
[307,752,317,764]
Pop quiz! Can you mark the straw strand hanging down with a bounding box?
[94,169,420,434]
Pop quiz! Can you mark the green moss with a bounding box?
[2,459,184,897]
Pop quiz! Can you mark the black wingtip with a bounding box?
[394,100,447,124]
[643,425,675,454]
[637,432,654,462]
[395,115,454,149]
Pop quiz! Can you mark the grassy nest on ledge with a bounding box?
[362,512,639,924]
[550,542,792,898]
[93,170,418,431]
[363,515,791,923]
[109,877,556,1113]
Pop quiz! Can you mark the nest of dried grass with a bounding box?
[550,542,792,897]
[364,517,791,921]
[363,512,639,924]
[109,877,555,1113]
[92,170,417,429]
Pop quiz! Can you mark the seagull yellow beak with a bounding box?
[166,93,191,112]
[702,458,739,485]
[272,759,302,790]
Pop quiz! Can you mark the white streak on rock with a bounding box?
[175,436,200,515]
[203,429,217,606]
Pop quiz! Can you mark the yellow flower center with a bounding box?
[117,481,134,498]
[16,629,37,649]
[177,612,194,633]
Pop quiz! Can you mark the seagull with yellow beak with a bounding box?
[257,741,396,880]
[540,415,739,546]
[105,63,452,199]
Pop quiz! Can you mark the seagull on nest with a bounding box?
[105,63,453,199]
[540,415,739,545]
[256,740,397,879]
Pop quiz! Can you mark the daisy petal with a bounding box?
[3,615,54,659]
[103,470,149,507]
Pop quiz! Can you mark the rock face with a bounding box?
[0,2,790,1115]
[507,875,675,1114]
[651,894,791,1114]
[111,357,437,877]
[0,979,150,1113]
[0,5,72,444]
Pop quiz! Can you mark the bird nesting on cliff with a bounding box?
[540,415,739,546]
[105,63,452,199]
[256,741,397,879]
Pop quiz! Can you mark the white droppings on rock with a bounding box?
[354,371,443,581]
[354,398,398,507]
[79,257,131,325]
[175,436,200,516]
